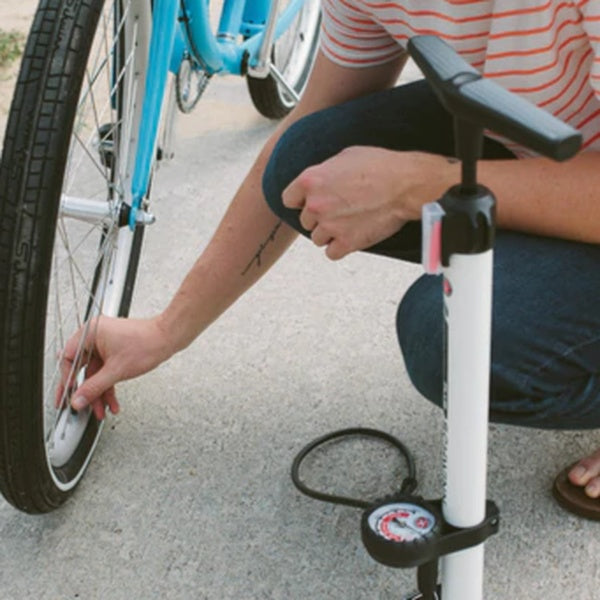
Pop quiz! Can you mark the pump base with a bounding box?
[403,584,441,600]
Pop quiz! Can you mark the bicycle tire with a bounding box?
[246,0,321,119]
[0,0,152,513]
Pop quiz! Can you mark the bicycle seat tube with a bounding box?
[183,0,307,75]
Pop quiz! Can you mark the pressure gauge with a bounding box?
[361,496,442,568]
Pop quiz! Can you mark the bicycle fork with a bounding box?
[128,0,180,229]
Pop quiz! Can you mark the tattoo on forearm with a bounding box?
[241,220,283,275]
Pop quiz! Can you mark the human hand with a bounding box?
[282,147,456,260]
[57,316,174,420]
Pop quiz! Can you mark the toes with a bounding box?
[568,464,590,485]
[585,476,600,499]
[568,450,600,486]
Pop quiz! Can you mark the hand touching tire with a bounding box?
[57,316,174,420]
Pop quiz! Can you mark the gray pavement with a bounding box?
[1,35,599,600]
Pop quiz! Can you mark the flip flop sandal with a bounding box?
[552,466,600,521]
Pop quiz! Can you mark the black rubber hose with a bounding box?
[291,427,418,509]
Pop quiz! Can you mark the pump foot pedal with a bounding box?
[403,585,441,600]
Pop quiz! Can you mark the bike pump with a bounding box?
[359,36,582,599]
[290,33,582,600]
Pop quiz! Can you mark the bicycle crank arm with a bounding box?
[268,62,300,102]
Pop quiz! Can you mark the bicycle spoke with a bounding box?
[52,219,104,273]
[58,218,86,331]
[46,224,118,417]
[72,131,112,182]
[63,2,137,196]
[85,71,110,182]
[45,0,139,421]
[46,230,108,363]
[48,218,117,357]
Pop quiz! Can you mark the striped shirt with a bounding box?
[320,0,600,157]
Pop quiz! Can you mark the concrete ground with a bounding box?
[1,5,599,600]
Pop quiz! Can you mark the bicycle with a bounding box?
[0,0,321,513]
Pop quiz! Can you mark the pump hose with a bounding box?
[291,427,418,509]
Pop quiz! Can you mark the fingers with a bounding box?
[300,209,318,232]
[91,399,106,421]
[56,355,78,409]
[282,172,311,210]
[71,385,119,422]
[57,321,95,407]
[70,363,119,415]
[293,196,319,232]
[282,171,320,232]
[103,387,120,416]
[282,168,354,259]
[62,325,84,362]
[324,239,350,261]
[310,225,332,248]
[56,316,122,421]
[55,381,66,410]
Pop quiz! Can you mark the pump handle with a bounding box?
[407,36,582,161]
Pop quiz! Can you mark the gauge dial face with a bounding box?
[367,502,437,543]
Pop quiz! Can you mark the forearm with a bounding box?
[479,152,600,243]
[386,150,600,243]
[408,151,600,243]
[156,129,297,354]
[153,53,406,354]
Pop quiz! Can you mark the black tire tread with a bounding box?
[246,75,292,120]
[246,10,321,120]
[0,0,141,513]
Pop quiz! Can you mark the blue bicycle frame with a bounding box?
[129,0,306,228]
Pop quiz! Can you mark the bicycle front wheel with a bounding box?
[247,0,321,119]
[0,0,152,513]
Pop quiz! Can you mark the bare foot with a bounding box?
[568,448,600,499]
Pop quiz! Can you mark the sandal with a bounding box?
[552,465,600,521]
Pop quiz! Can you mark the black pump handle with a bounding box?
[407,35,582,161]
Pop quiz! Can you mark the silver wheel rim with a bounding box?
[273,0,321,107]
[43,0,151,491]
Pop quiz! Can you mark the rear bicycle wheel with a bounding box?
[247,0,321,119]
[0,0,152,513]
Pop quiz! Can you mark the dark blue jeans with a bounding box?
[263,80,600,430]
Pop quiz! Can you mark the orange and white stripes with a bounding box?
[320,0,600,156]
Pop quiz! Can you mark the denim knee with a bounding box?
[396,274,444,406]
[262,114,330,236]
[397,232,600,430]
[262,121,299,220]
